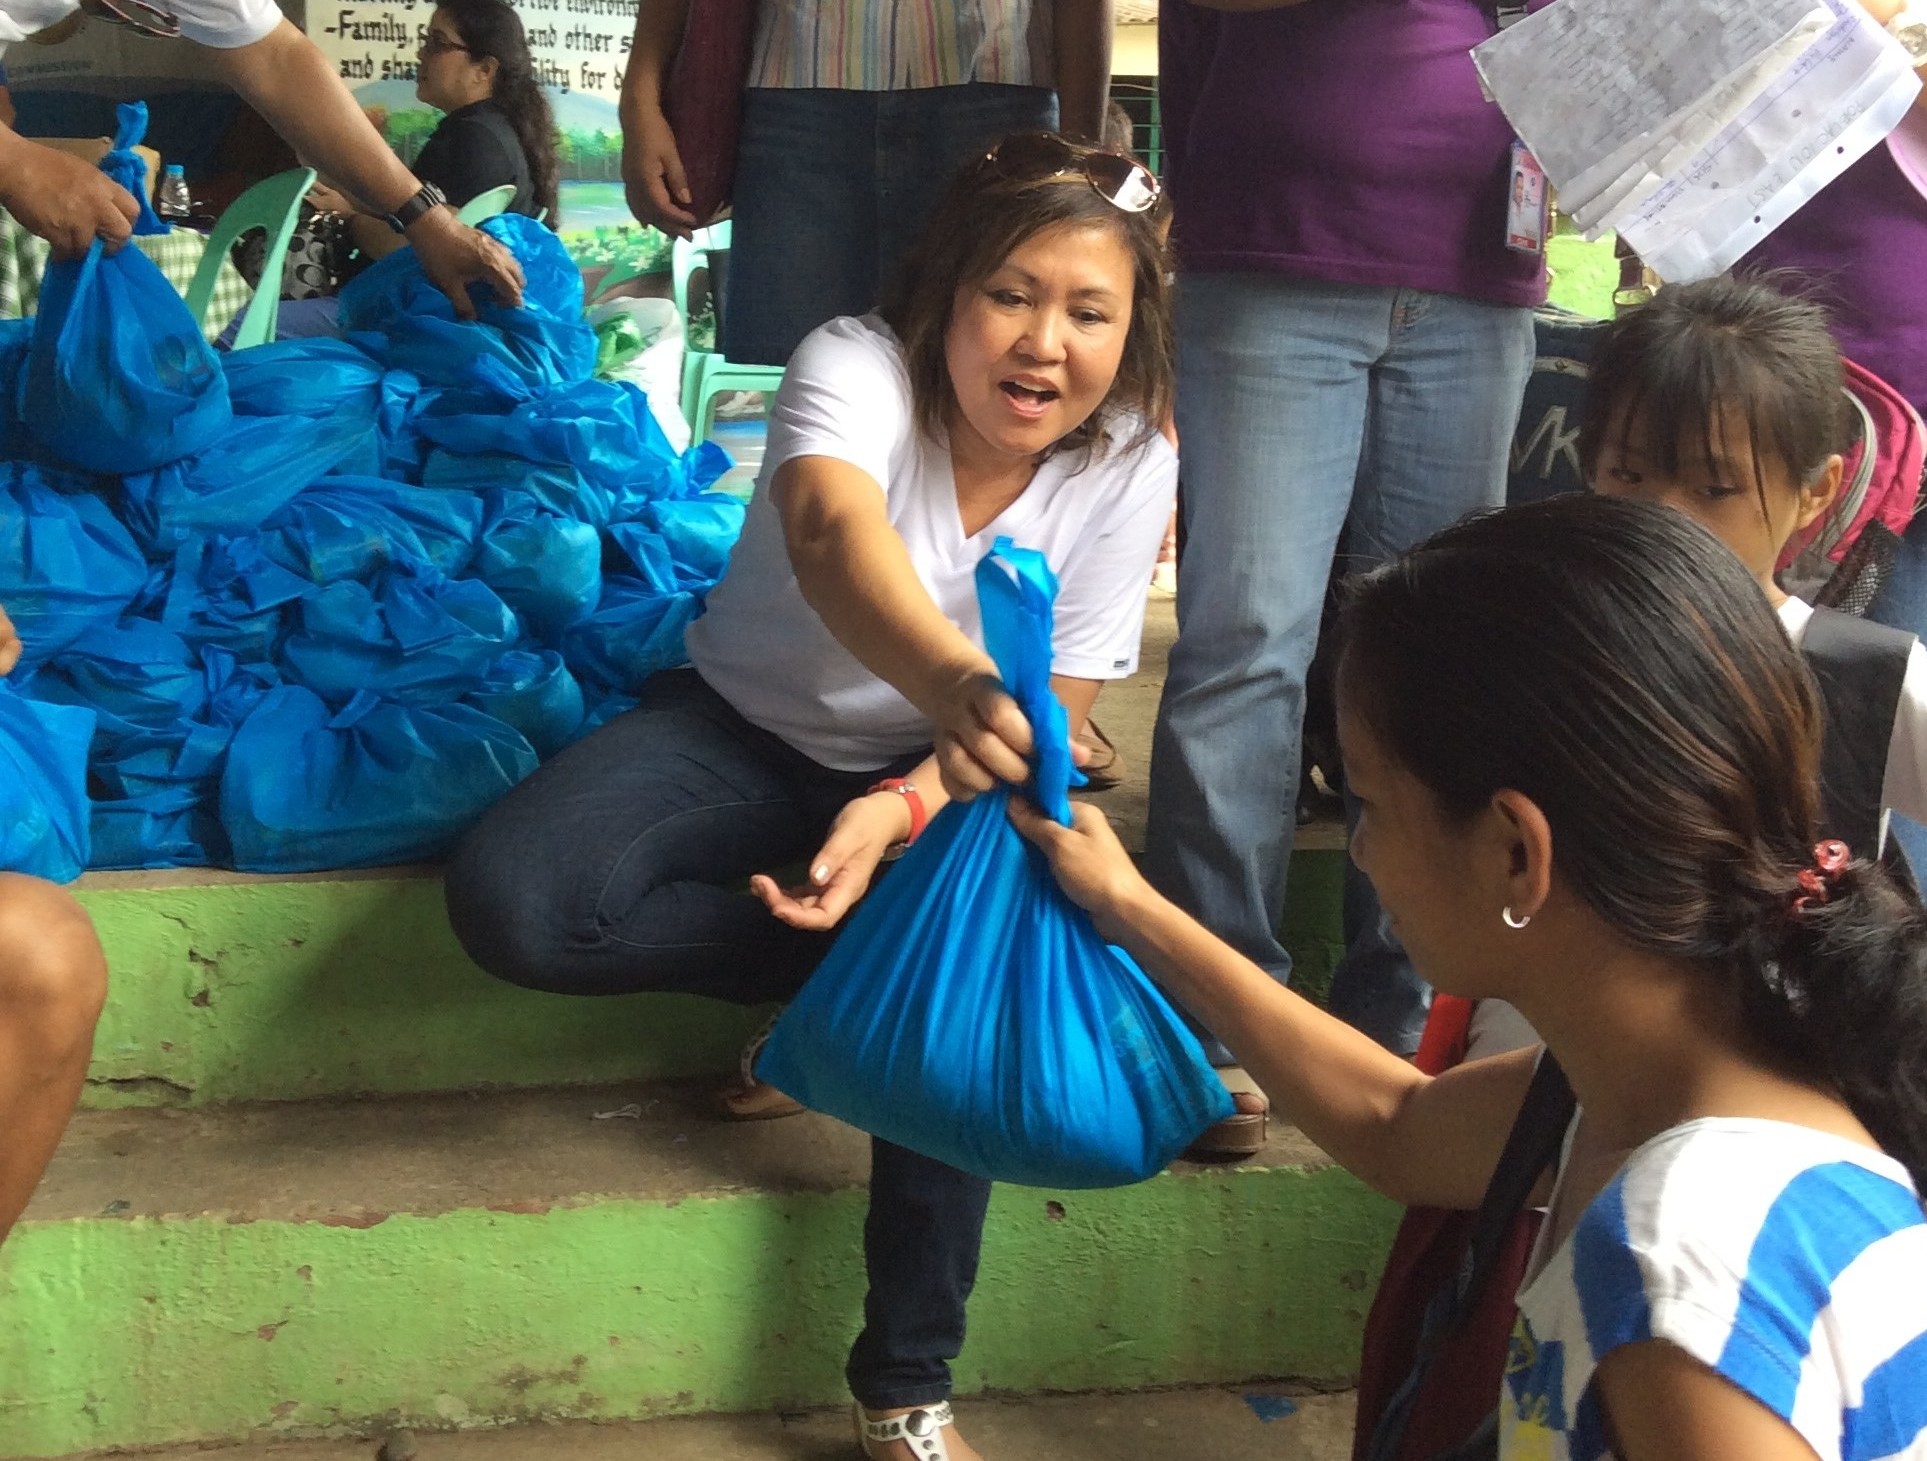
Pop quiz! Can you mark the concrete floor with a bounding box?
[106,1387,1356,1461]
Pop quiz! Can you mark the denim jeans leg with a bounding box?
[874,83,1058,289]
[1145,276,1381,1047]
[1866,511,1927,871]
[725,89,882,366]
[1325,288,1534,1053]
[443,669,870,1003]
[846,1138,995,1410]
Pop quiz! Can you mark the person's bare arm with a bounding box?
[1595,1342,1827,1461]
[1011,797,1538,1208]
[1052,0,1115,141]
[205,20,524,314]
[620,0,699,236]
[0,129,138,256]
[774,455,1039,799]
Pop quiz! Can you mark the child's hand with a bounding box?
[1008,797,1152,943]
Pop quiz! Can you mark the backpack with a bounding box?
[1778,360,1927,616]
[1504,306,1601,507]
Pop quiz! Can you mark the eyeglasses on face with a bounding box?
[417,33,473,58]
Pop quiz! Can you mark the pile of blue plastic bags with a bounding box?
[0,199,741,880]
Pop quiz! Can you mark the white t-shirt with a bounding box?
[1505,1119,1927,1461]
[0,0,279,46]
[1778,596,1927,833]
[686,312,1177,772]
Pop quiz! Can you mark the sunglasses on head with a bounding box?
[983,133,1162,215]
[77,0,179,39]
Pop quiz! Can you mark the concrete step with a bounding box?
[3,1082,1396,1458]
[64,1387,1358,1461]
[68,846,1347,1112]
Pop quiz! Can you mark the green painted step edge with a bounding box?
[0,1163,1399,1456]
[72,850,1351,1109]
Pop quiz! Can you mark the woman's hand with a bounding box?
[1008,797,1154,943]
[928,666,1035,802]
[404,207,525,317]
[621,105,698,239]
[751,791,914,932]
[306,180,355,216]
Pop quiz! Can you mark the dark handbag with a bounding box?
[662,0,757,226]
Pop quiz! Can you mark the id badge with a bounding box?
[1505,141,1549,255]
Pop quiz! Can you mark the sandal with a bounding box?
[718,1009,805,1122]
[1181,1066,1269,1162]
[1074,719,1125,792]
[855,1401,960,1461]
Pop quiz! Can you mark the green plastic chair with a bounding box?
[456,184,517,225]
[670,221,783,437]
[184,166,315,350]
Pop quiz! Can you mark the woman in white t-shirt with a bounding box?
[448,133,1174,1461]
[1014,494,1927,1461]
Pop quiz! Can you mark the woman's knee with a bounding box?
[0,874,109,1035]
[443,823,573,989]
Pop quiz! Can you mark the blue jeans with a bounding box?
[1145,275,1534,1055]
[725,83,1057,366]
[444,669,987,1409]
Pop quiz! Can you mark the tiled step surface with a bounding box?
[4,1082,1397,1458]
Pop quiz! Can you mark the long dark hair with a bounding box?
[1340,494,1927,1190]
[1579,275,1850,508]
[435,0,560,227]
[878,132,1174,459]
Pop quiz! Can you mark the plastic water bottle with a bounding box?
[155,164,193,224]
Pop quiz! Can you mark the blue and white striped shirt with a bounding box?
[1506,1119,1927,1461]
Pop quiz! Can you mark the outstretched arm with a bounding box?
[206,20,525,314]
[1011,798,1537,1209]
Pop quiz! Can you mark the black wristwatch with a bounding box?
[383,181,448,234]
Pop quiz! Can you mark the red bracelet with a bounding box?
[867,777,927,845]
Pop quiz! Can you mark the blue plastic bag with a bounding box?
[464,648,584,757]
[221,337,384,419]
[339,216,596,400]
[759,541,1232,1188]
[160,534,313,664]
[0,681,95,881]
[119,410,376,554]
[83,651,278,869]
[471,490,601,639]
[560,573,703,697]
[418,380,730,523]
[31,619,205,753]
[0,470,148,666]
[101,102,169,236]
[279,559,519,705]
[421,447,614,524]
[261,475,484,584]
[220,686,537,871]
[22,239,231,474]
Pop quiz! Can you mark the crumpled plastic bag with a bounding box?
[159,533,314,665]
[220,685,537,871]
[279,559,519,705]
[464,648,584,758]
[0,680,95,882]
[261,475,484,584]
[22,239,230,474]
[118,411,374,554]
[758,539,1233,1188]
[0,469,148,666]
[470,490,601,639]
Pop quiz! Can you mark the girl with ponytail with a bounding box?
[1015,493,1927,1459]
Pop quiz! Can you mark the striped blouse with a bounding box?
[747,0,1053,91]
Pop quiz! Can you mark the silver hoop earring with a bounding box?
[1502,906,1531,930]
